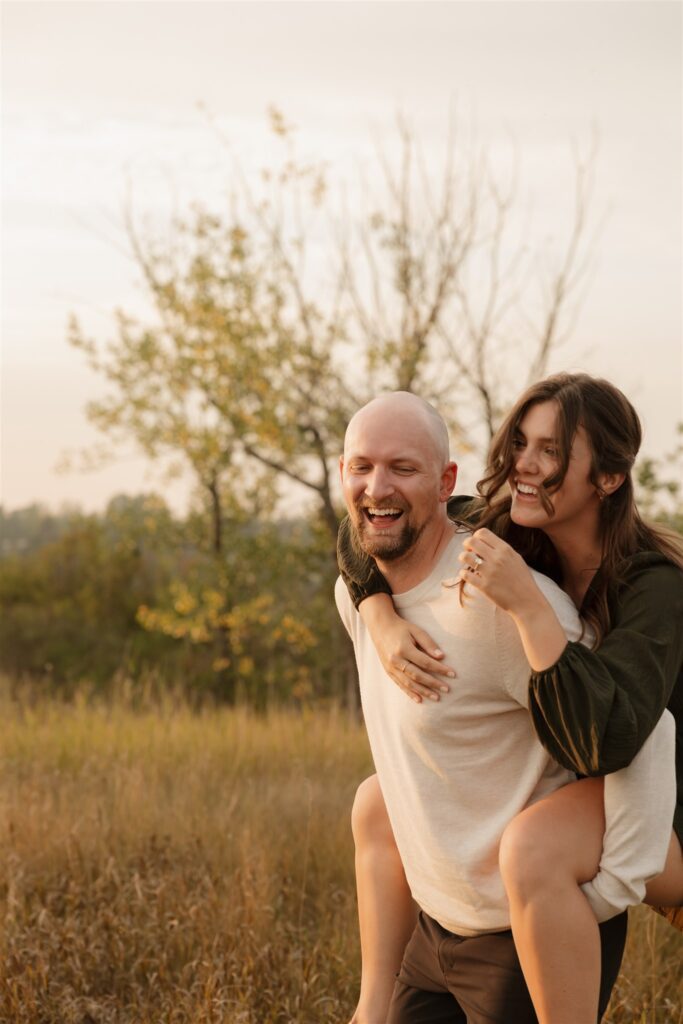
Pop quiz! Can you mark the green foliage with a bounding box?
[0,495,179,687]
[0,496,340,705]
[3,425,680,705]
[69,190,351,547]
[636,424,683,532]
[135,509,338,705]
[0,503,81,556]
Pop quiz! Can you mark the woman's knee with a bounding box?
[500,782,605,899]
[644,832,683,907]
[499,810,554,899]
[351,774,394,848]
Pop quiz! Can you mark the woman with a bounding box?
[338,373,683,1024]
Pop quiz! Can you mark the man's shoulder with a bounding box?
[393,531,470,608]
[334,574,353,609]
[335,575,356,638]
[529,569,582,642]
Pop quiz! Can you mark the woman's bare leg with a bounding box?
[500,711,681,1024]
[349,775,418,1024]
[499,778,606,1024]
[645,831,683,907]
[581,711,677,920]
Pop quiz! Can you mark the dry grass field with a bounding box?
[0,691,680,1023]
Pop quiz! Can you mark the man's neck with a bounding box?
[377,518,456,595]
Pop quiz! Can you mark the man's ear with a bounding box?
[598,471,625,497]
[440,462,458,501]
[339,454,345,485]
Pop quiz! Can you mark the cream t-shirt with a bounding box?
[336,530,583,936]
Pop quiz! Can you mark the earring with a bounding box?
[597,487,606,501]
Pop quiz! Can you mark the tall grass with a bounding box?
[0,690,680,1023]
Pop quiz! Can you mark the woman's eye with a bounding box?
[544,448,558,458]
[511,439,525,450]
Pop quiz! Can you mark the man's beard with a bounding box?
[354,506,425,561]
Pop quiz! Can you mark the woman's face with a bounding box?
[508,400,599,533]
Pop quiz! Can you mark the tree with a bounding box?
[0,495,179,687]
[69,110,597,704]
[0,496,339,705]
[636,424,683,532]
[0,504,78,556]
[134,489,334,706]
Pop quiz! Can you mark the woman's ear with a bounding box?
[597,472,626,497]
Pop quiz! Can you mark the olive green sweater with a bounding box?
[337,498,683,843]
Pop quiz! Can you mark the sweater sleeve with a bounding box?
[337,496,481,609]
[337,514,392,609]
[529,559,683,777]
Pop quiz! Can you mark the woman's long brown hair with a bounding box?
[468,373,683,646]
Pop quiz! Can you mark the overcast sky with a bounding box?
[2,1,682,512]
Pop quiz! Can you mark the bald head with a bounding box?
[341,392,457,572]
[344,392,450,468]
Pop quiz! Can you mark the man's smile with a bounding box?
[361,506,405,527]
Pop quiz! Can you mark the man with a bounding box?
[335,391,628,1023]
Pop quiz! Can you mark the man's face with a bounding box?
[341,408,452,563]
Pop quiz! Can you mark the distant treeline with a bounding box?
[0,495,345,706]
[2,437,681,709]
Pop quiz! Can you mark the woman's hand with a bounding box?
[457,528,541,615]
[458,528,569,671]
[358,594,455,703]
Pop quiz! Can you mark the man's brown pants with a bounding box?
[386,910,628,1023]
